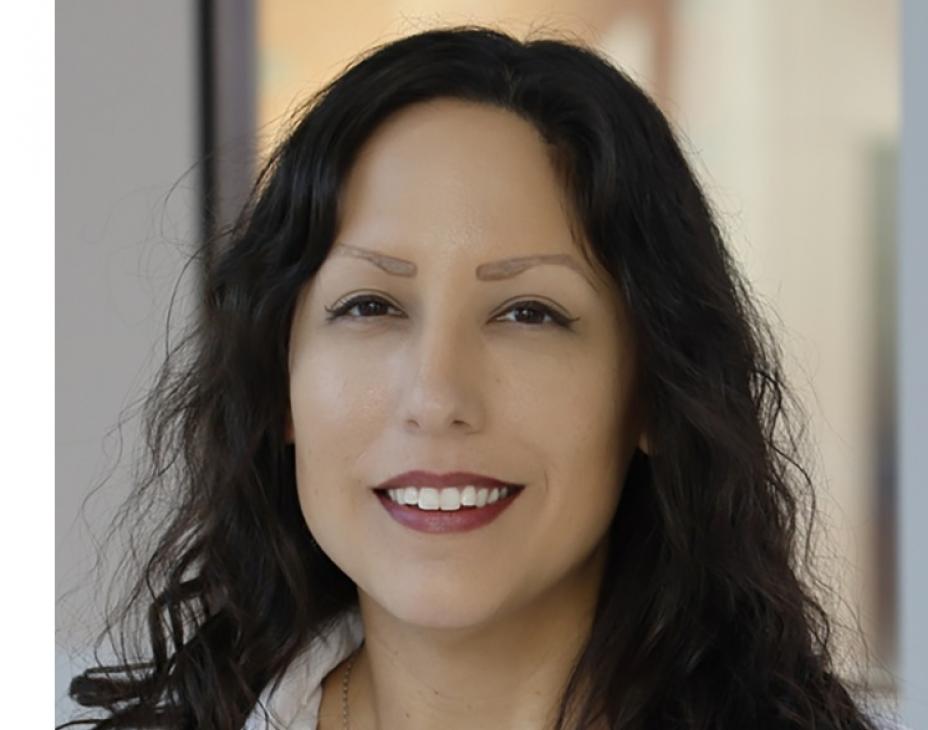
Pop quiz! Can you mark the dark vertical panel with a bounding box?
[199,0,256,259]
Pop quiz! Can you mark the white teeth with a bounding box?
[384,485,518,511]
[417,487,440,510]
[439,488,461,511]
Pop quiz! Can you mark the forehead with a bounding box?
[336,98,582,263]
[347,97,554,182]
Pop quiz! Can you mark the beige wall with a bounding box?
[257,0,671,149]
[669,0,898,688]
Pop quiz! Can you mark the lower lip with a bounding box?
[374,488,524,533]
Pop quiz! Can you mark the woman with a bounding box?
[62,25,893,730]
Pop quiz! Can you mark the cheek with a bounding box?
[290,346,390,444]
[538,399,626,516]
[518,342,630,458]
[519,353,632,531]
[288,352,388,529]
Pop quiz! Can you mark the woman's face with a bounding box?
[287,98,646,629]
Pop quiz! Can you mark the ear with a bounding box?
[636,431,650,455]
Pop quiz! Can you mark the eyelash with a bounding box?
[323,294,579,329]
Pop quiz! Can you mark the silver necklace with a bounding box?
[341,646,361,730]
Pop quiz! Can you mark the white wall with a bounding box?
[55,1,198,723]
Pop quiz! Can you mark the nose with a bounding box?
[398,315,483,435]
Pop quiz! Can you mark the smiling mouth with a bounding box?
[373,484,524,533]
[374,484,524,511]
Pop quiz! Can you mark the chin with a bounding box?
[367,576,511,631]
[390,604,504,632]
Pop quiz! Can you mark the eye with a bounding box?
[493,300,578,329]
[324,294,402,322]
[324,294,578,329]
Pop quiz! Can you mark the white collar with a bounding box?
[243,605,364,729]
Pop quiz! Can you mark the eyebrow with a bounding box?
[331,242,598,291]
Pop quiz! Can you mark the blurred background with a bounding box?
[58,0,924,725]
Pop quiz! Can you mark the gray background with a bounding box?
[898,0,928,724]
[55,1,198,722]
[54,0,928,726]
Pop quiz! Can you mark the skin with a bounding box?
[286,98,648,730]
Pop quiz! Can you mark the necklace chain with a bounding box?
[341,645,360,730]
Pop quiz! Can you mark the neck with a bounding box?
[347,539,609,730]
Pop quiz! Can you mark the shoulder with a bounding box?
[871,714,915,730]
[862,698,914,730]
[243,607,364,730]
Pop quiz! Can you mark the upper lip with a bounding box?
[375,470,522,490]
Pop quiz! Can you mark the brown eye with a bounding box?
[324,295,400,321]
[500,303,552,326]
[324,295,578,330]
[494,300,578,329]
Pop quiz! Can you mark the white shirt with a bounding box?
[243,605,365,729]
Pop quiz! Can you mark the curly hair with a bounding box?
[61,25,883,729]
